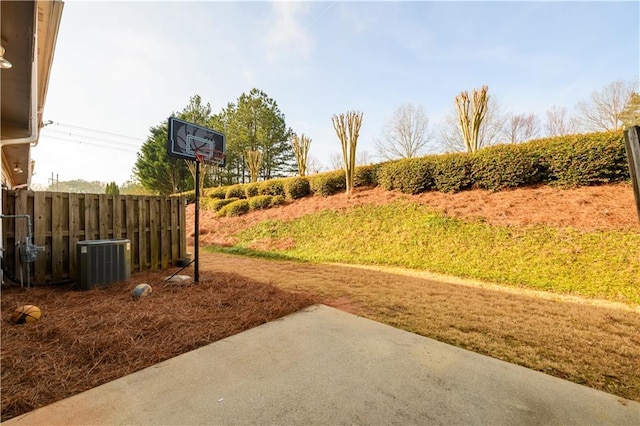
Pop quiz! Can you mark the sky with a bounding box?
[31,0,640,187]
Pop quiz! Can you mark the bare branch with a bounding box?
[576,79,638,132]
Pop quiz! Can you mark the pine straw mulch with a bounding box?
[0,269,317,422]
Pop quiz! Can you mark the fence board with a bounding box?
[33,192,47,283]
[1,191,187,283]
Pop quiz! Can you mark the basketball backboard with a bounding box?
[167,117,226,166]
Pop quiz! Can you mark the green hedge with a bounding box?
[202,197,238,211]
[205,187,227,199]
[354,164,379,187]
[532,131,629,187]
[218,199,250,217]
[258,180,285,196]
[309,171,346,196]
[225,184,247,199]
[248,195,275,210]
[431,153,473,193]
[245,183,259,198]
[471,144,543,191]
[377,158,434,194]
[284,177,311,199]
[194,131,629,202]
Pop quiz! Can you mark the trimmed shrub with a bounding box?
[431,153,473,193]
[471,144,543,191]
[248,195,273,210]
[270,195,286,207]
[309,171,346,196]
[354,164,379,187]
[377,157,434,194]
[204,187,227,199]
[225,184,246,199]
[218,199,250,217]
[533,131,629,187]
[201,197,238,211]
[284,177,311,200]
[245,183,259,198]
[258,180,285,196]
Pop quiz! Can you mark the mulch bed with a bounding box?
[0,269,317,422]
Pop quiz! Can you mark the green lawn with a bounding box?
[217,201,640,305]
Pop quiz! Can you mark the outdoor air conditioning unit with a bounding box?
[76,239,131,290]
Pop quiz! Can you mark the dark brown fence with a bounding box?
[1,190,187,284]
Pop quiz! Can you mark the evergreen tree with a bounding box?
[221,88,294,182]
[105,182,120,195]
[134,121,192,195]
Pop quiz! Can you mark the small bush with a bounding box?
[245,183,259,198]
[431,153,473,193]
[354,165,379,187]
[248,195,274,210]
[201,197,238,211]
[377,158,434,194]
[471,144,542,191]
[204,187,227,199]
[218,199,250,217]
[284,177,311,200]
[309,171,346,196]
[225,184,246,199]
[270,195,286,207]
[258,180,285,196]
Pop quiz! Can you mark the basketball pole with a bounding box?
[194,158,200,283]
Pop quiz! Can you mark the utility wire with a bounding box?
[47,121,144,142]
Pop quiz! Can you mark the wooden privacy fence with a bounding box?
[1,190,187,284]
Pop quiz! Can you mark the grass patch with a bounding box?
[234,201,640,304]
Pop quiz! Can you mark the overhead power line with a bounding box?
[46,121,144,142]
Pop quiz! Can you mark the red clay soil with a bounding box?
[189,183,640,246]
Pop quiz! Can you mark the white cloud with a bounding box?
[264,2,312,62]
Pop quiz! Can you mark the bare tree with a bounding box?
[305,155,324,175]
[374,103,432,160]
[544,105,580,137]
[576,79,638,132]
[356,150,371,166]
[503,113,541,143]
[332,111,364,195]
[439,96,505,152]
[290,133,312,177]
[328,152,343,171]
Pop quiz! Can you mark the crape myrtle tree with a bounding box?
[455,85,490,153]
[134,121,191,195]
[291,133,312,177]
[439,93,504,153]
[245,149,264,183]
[332,110,363,195]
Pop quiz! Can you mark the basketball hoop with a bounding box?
[194,147,226,166]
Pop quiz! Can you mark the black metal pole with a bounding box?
[194,159,200,283]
